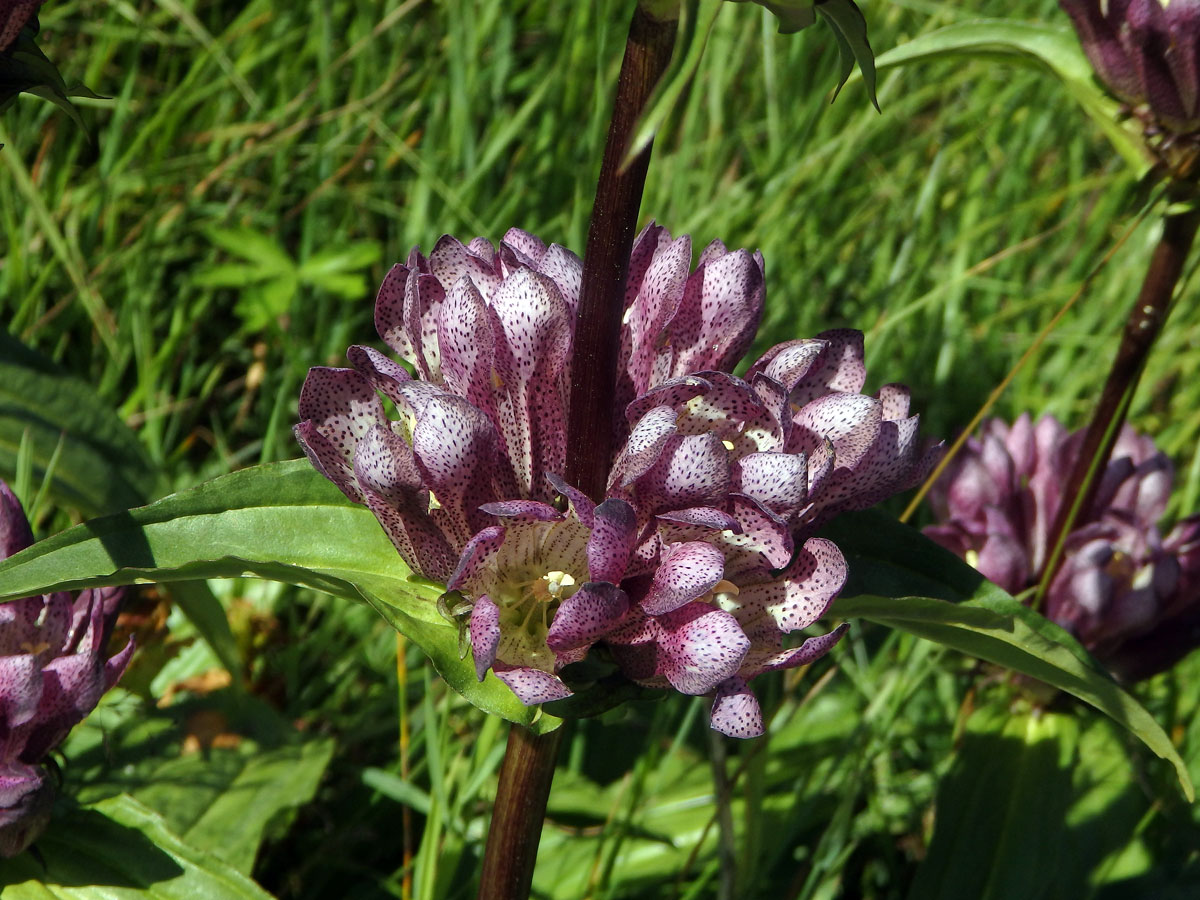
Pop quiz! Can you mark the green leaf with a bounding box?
[298,242,382,279]
[0,28,96,132]
[132,740,333,875]
[191,263,276,289]
[626,0,723,169]
[909,707,1081,900]
[65,691,334,876]
[815,0,878,110]
[825,510,1193,801]
[727,0,815,34]
[867,19,1152,176]
[0,332,157,516]
[0,334,238,677]
[234,276,299,330]
[0,794,275,899]
[203,227,296,275]
[0,459,558,733]
[299,270,367,299]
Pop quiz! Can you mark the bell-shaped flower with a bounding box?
[295,225,769,581]
[925,414,1200,680]
[610,329,940,557]
[1060,0,1200,131]
[296,225,939,734]
[0,482,134,857]
[452,480,639,704]
[605,497,849,737]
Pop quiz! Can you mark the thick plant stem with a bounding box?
[1038,204,1200,600]
[477,725,565,900]
[564,2,679,500]
[476,7,679,900]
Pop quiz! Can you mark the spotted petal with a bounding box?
[493,665,573,705]
[654,602,750,695]
[642,541,726,616]
[469,595,501,681]
[665,248,765,378]
[546,583,630,652]
[711,676,764,738]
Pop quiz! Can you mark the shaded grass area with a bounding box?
[4,1,1200,898]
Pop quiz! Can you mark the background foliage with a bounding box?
[2,0,1200,897]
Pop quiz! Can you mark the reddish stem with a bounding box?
[564,3,679,500]
[475,6,678,900]
[1038,204,1200,599]
[476,725,565,900]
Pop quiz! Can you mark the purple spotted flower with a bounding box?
[451,478,638,703]
[611,329,940,558]
[0,482,133,856]
[294,223,764,582]
[925,414,1200,681]
[606,498,849,737]
[297,225,937,735]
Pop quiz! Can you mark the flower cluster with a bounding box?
[296,224,938,736]
[925,414,1200,681]
[0,482,133,856]
[1060,0,1200,132]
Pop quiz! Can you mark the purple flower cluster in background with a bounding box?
[0,483,133,856]
[1060,0,1200,131]
[925,414,1200,681]
[296,224,938,737]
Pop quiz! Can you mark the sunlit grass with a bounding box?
[4,1,1200,898]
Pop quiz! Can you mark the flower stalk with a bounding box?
[477,4,679,899]
[1038,202,1200,605]
[476,725,565,900]
[565,0,680,501]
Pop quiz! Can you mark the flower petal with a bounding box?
[655,602,750,695]
[621,233,692,401]
[741,623,850,678]
[0,483,33,561]
[479,500,563,523]
[733,452,808,520]
[469,595,501,681]
[546,583,629,652]
[587,499,638,583]
[438,276,498,415]
[355,424,457,580]
[412,395,504,545]
[487,269,572,499]
[448,526,506,592]
[710,676,764,738]
[666,248,764,377]
[500,228,548,269]
[297,366,384,468]
[609,406,678,490]
[536,245,583,315]
[642,541,726,615]
[429,234,502,300]
[771,538,847,632]
[632,433,731,515]
[493,664,573,705]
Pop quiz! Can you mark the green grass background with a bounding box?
[4,1,1200,898]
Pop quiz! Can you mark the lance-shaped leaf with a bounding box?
[865,19,1152,176]
[0,794,275,899]
[823,509,1193,800]
[0,333,238,679]
[0,459,560,734]
[0,333,157,517]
